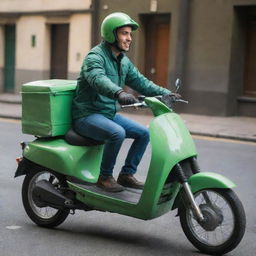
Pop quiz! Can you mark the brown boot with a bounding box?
[117,173,144,190]
[97,175,124,192]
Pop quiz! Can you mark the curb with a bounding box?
[0,99,21,104]
[0,114,21,121]
[189,131,256,143]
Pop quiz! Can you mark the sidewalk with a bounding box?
[123,111,256,143]
[0,93,255,143]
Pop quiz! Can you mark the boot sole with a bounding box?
[117,181,144,190]
[96,184,125,193]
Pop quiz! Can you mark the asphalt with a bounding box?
[0,93,255,143]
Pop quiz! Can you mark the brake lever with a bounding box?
[121,102,147,108]
[176,99,189,104]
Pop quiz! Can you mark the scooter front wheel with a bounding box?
[22,169,70,228]
[179,188,246,255]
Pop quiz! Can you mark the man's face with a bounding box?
[116,26,132,52]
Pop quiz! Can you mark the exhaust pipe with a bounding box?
[32,180,74,209]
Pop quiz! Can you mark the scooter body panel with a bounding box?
[68,181,146,218]
[23,139,104,183]
[137,112,197,218]
[67,180,181,220]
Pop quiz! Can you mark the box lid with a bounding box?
[22,79,77,93]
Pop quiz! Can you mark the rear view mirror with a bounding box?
[175,78,182,92]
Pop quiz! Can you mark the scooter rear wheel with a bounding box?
[22,168,70,228]
[179,188,246,255]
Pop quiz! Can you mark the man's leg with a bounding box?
[73,114,125,191]
[113,114,150,189]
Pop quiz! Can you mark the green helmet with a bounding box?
[101,12,139,44]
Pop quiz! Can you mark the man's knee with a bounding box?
[140,128,150,142]
[111,127,126,142]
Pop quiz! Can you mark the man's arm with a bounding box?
[82,52,120,98]
[125,61,171,96]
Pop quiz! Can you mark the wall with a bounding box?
[68,13,92,79]
[15,16,50,92]
[0,0,92,92]
[15,13,92,90]
[0,0,91,12]
[183,0,233,115]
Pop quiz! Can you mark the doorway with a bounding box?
[50,24,69,79]
[4,24,16,92]
[141,14,171,87]
[244,13,256,97]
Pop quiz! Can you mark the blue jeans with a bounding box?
[73,114,150,177]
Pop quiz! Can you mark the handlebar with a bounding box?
[137,95,162,101]
[121,95,188,109]
[176,99,189,104]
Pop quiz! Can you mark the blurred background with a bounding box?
[0,0,256,117]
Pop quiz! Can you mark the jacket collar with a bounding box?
[101,41,125,62]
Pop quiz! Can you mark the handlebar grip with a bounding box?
[138,95,145,101]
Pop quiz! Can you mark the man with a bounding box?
[72,12,175,192]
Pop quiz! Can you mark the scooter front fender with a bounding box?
[188,172,236,193]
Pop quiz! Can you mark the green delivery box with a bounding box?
[22,79,77,137]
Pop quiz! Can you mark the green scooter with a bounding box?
[15,79,245,255]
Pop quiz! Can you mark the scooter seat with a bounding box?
[65,128,104,146]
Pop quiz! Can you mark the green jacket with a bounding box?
[72,41,170,120]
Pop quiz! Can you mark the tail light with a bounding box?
[16,157,23,164]
[16,141,27,165]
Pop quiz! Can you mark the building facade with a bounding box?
[0,0,94,93]
[0,0,256,117]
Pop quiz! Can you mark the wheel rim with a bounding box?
[186,190,235,247]
[28,171,60,219]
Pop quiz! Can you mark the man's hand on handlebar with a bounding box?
[116,90,138,105]
[117,90,187,109]
[160,93,186,107]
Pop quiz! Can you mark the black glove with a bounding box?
[116,90,137,105]
[161,93,182,107]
